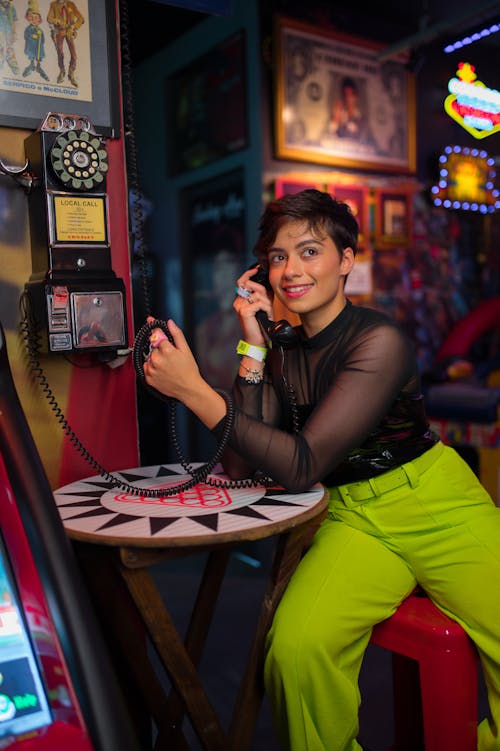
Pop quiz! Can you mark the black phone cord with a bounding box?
[133,319,259,490]
[19,297,258,496]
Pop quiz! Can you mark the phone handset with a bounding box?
[249,265,298,348]
[133,319,174,401]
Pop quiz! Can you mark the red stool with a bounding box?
[370,590,478,751]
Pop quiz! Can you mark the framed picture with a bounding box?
[181,168,246,455]
[274,177,325,197]
[166,31,247,174]
[0,0,119,136]
[273,17,416,173]
[181,169,245,391]
[375,190,412,247]
[372,248,406,293]
[326,185,368,243]
[345,251,373,297]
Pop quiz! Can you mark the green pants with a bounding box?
[264,443,500,751]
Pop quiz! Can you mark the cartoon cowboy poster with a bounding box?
[0,0,91,101]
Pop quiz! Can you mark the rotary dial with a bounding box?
[50,130,108,191]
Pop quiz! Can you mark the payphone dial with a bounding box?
[23,112,127,356]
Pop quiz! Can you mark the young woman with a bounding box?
[144,189,500,751]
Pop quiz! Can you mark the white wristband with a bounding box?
[236,339,267,362]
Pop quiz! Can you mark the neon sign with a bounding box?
[430,145,499,213]
[444,62,500,138]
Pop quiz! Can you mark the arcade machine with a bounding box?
[0,322,140,750]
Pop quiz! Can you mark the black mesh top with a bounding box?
[218,301,438,493]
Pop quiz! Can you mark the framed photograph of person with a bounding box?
[375,190,412,247]
[273,16,416,173]
[0,0,119,137]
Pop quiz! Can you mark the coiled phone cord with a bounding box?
[133,319,260,491]
[19,296,259,496]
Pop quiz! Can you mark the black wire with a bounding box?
[19,295,259,494]
[119,0,152,319]
[278,346,301,434]
[134,320,259,489]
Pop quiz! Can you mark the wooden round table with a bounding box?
[54,464,329,751]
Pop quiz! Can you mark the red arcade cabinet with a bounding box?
[0,322,140,751]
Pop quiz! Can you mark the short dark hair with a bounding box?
[254,189,358,266]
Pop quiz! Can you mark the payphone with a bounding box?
[23,113,127,356]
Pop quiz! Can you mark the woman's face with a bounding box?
[267,219,354,336]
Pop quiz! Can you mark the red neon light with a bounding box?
[450,99,500,126]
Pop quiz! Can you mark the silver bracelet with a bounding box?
[240,364,264,384]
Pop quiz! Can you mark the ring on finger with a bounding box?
[247,296,254,304]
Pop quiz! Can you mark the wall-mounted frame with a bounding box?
[0,0,119,137]
[274,17,416,173]
[344,250,373,297]
[375,190,412,247]
[326,185,369,244]
[274,176,326,197]
[181,168,245,390]
[181,168,246,455]
[166,31,247,175]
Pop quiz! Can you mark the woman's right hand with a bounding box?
[144,318,227,430]
[144,318,203,402]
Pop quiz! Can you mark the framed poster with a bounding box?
[274,17,416,173]
[274,176,325,197]
[167,31,247,174]
[326,185,368,243]
[0,0,119,136]
[345,253,372,297]
[181,169,246,394]
[181,169,245,457]
[375,190,412,247]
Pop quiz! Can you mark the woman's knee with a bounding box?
[266,605,348,676]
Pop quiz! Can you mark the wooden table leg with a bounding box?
[119,559,229,751]
[229,517,325,751]
[74,543,163,748]
[162,548,232,750]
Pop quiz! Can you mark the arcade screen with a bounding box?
[0,535,52,738]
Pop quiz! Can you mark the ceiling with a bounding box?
[123,3,207,64]
[123,0,500,65]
